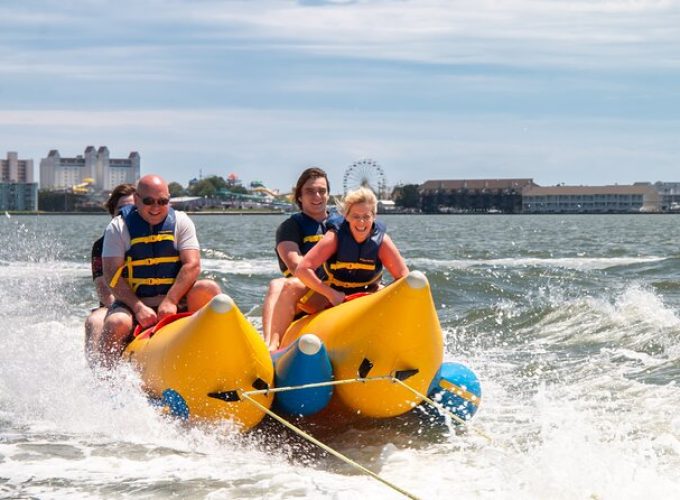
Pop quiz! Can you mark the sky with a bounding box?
[1,0,679,193]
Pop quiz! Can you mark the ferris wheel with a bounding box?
[342,159,387,197]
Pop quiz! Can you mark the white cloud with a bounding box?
[1,1,678,189]
[3,0,680,71]
[178,0,680,68]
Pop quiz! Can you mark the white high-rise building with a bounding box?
[40,146,140,191]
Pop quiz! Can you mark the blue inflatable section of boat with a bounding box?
[272,333,333,416]
[425,361,481,422]
[161,388,190,420]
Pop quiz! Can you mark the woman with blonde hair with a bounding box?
[295,186,409,308]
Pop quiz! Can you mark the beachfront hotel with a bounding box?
[0,152,38,211]
[654,182,680,212]
[522,184,661,213]
[39,146,140,192]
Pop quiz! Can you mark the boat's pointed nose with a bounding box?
[207,293,234,314]
[298,333,322,355]
[405,270,428,289]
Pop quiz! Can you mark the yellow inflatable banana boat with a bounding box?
[117,271,475,430]
[279,270,444,418]
[122,294,274,430]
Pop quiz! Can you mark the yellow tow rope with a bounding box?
[389,377,492,442]
[241,374,492,499]
[240,392,419,500]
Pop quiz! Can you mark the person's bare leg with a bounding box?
[96,309,134,369]
[262,278,285,342]
[84,307,107,368]
[267,278,307,351]
[297,291,330,315]
[186,279,221,312]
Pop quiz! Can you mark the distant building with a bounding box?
[377,199,396,213]
[1,152,38,211]
[39,146,140,192]
[522,184,660,213]
[2,151,34,183]
[419,178,536,213]
[0,183,38,211]
[169,196,204,211]
[654,182,680,211]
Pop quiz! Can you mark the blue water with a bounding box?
[1,213,679,498]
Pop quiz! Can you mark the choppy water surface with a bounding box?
[1,213,680,499]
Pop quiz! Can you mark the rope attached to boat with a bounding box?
[240,390,420,500]
[241,374,492,498]
[244,374,492,443]
[243,374,394,395]
[389,377,493,443]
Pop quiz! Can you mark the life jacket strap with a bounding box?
[130,233,175,246]
[302,234,323,244]
[129,277,176,292]
[298,288,316,305]
[324,271,382,290]
[329,261,376,271]
[109,255,181,288]
[109,256,130,288]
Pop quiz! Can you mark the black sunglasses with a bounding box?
[140,196,170,206]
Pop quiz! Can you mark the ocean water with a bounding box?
[1,213,679,499]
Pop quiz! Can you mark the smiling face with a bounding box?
[346,202,375,243]
[135,175,171,226]
[298,176,329,221]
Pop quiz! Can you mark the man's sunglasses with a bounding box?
[140,196,170,206]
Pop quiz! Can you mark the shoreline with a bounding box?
[3,210,289,216]
[3,210,677,216]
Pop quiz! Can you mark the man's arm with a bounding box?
[91,238,115,306]
[157,248,201,319]
[274,217,305,273]
[102,254,158,327]
[102,218,159,328]
[277,241,304,274]
[101,220,143,312]
[102,255,134,307]
[295,232,345,306]
[155,212,202,319]
[94,276,115,307]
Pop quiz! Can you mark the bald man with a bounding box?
[95,174,220,367]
